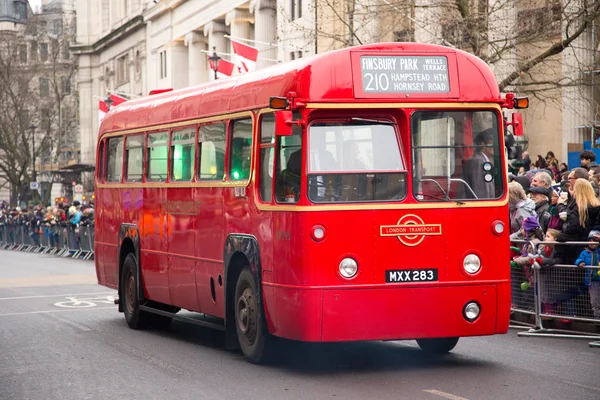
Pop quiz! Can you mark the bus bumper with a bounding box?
[265,282,510,342]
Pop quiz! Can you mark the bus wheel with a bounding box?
[121,253,151,330]
[235,268,271,364]
[416,337,459,354]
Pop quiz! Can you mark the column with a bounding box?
[203,21,229,80]
[77,54,94,165]
[185,32,208,86]
[226,9,254,55]
[487,0,516,86]
[561,0,594,160]
[250,0,277,69]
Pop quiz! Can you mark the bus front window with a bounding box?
[411,111,503,201]
[308,121,406,203]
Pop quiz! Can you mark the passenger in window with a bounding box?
[342,141,368,200]
[462,128,495,199]
[277,149,302,202]
[342,141,366,170]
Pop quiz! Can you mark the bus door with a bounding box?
[166,127,198,311]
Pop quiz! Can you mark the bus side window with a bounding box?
[107,137,124,183]
[171,127,195,182]
[259,114,275,202]
[229,118,253,180]
[198,123,226,180]
[98,140,105,182]
[146,132,169,182]
[125,135,144,182]
[275,122,302,203]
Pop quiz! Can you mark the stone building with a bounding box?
[0,0,78,205]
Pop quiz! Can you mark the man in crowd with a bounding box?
[530,186,551,232]
[580,150,598,170]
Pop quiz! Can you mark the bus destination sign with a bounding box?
[360,56,449,94]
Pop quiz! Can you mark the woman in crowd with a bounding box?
[509,181,536,234]
[556,178,600,262]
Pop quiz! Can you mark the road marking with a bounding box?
[0,306,114,317]
[562,381,600,392]
[54,295,117,308]
[0,292,115,301]
[423,389,469,400]
[0,274,97,288]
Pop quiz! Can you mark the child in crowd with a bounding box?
[576,231,600,318]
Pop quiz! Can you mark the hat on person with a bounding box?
[522,216,541,233]
[529,186,550,197]
[513,176,531,193]
[588,230,600,240]
[73,201,80,207]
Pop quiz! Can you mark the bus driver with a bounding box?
[462,128,495,199]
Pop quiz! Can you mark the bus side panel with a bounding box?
[141,187,171,304]
[103,187,123,288]
[167,187,198,311]
[194,187,226,318]
[94,187,106,286]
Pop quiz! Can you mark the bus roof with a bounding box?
[99,42,501,136]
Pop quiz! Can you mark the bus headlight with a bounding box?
[463,302,481,322]
[463,254,481,274]
[339,258,358,279]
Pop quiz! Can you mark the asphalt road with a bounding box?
[1,250,599,400]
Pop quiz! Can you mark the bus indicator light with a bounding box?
[311,225,326,242]
[492,220,505,235]
[339,258,358,279]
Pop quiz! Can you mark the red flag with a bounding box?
[231,40,258,73]
[217,58,235,78]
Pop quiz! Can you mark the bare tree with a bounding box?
[0,7,78,206]
[279,0,600,94]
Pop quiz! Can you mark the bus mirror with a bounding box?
[511,113,523,136]
[275,110,293,136]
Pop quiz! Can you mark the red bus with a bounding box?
[95,42,527,363]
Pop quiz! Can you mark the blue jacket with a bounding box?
[70,210,82,225]
[575,248,600,286]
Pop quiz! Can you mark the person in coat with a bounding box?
[462,128,495,199]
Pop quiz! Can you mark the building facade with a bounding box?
[71,0,600,168]
[0,0,79,205]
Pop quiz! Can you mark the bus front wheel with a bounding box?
[121,253,152,330]
[234,267,272,364]
[416,337,459,354]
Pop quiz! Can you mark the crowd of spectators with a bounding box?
[0,200,94,249]
[509,150,600,322]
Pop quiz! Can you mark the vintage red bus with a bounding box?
[95,42,526,363]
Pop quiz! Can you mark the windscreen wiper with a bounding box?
[350,117,395,125]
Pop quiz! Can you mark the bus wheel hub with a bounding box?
[237,288,256,342]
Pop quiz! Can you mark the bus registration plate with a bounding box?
[385,269,438,283]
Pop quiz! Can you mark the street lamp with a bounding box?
[208,47,222,80]
[104,94,114,111]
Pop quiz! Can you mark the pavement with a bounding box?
[0,249,599,400]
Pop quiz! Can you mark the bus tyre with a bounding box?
[121,253,151,330]
[234,268,271,364]
[416,337,459,354]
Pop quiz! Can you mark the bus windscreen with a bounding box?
[307,121,406,203]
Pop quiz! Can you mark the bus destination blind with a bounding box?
[360,56,449,94]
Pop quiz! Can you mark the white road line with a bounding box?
[0,306,114,317]
[0,292,115,301]
[423,389,469,400]
[562,381,600,392]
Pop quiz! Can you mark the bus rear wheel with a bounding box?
[121,253,153,330]
[234,268,272,364]
[416,337,459,354]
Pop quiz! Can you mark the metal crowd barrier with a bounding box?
[510,239,600,345]
[0,223,94,260]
